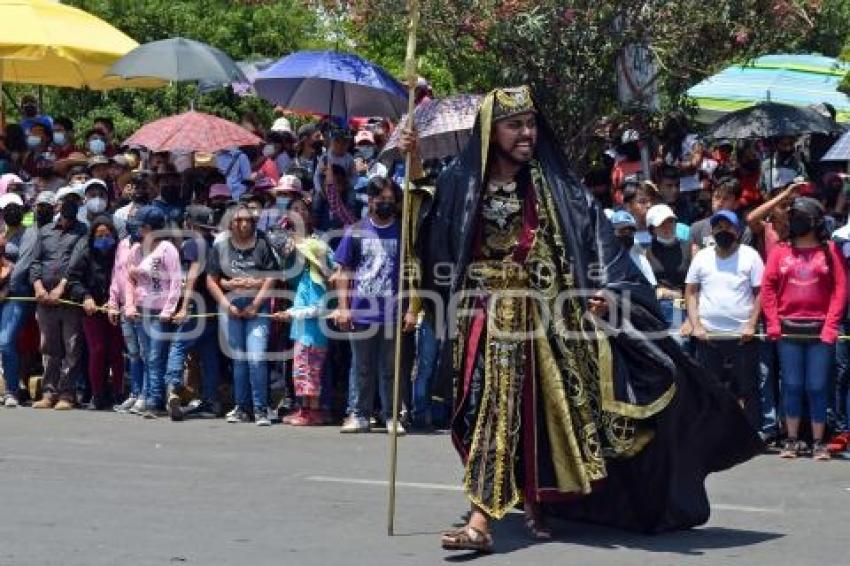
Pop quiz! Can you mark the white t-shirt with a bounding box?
[684,244,764,333]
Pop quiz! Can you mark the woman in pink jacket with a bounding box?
[761,197,848,460]
[123,206,182,418]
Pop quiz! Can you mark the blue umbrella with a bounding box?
[254,50,407,119]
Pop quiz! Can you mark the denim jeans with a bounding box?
[219,301,270,414]
[659,298,686,346]
[0,301,32,396]
[777,339,833,424]
[163,316,220,403]
[131,313,168,409]
[411,319,440,426]
[347,324,399,420]
[121,316,145,398]
[757,323,780,436]
[834,322,850,431]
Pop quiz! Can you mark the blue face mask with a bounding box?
[27,135,42,149]
[93,235,116,252]
[53,132,67,146]
[88,139,106,155]
[276,197,290,211]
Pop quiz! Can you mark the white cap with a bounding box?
[0,192,24,209]
[82,178,108,194]
[271,117,293,133]
[276,174,303,194]
[646,204,677,228]
[55,184,86,202]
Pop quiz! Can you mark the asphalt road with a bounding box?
[0,409,847,566]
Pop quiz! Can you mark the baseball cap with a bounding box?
[138,205,166,230]
[0,192,24,209]
[82,178,108,195]
[355,130,375,145]
[610,210,637,229]
[87,155,110,170]
[0,173,23,194]
[709,209,741,232]
[185,204,214,228]
[55,184,86,201]
[271,117,293,134]
[646,204,677,228]
[276,174,303,195]
[209,183,231,200]
[35,191,57,206]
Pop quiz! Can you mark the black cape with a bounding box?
[417,114,762,534]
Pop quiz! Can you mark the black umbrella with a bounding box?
[707,101,841,139]
[106,37,246,84]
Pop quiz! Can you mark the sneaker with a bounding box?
[226,407,250,424]
[267,407,279,423]
[340,414,370,433]
[225,406,240,419]
[385,419,407,437]
[167,391,183,422]
[183,399,220,419]
[827,431,850,453]
[255,411,272,427]
[114,396,138,413]
[128,398,146,415]
[4,395,19,408]
[54,399,74,411]
[813,441,831,461]
[780,439,799,459]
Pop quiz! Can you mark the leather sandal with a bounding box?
[441,525,494,553]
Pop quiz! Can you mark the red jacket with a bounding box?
[761,241,848,343]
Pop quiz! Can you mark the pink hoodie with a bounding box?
[107,238,137,311]
[124,240,182,317]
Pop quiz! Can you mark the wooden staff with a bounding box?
[388,0,420,537]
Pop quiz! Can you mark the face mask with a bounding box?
[312,140,324,153]
[93,235,116,252]
[358,147,376,161]
[22,104,37,117]
[27,135,42,149]
[375,202,395,220]
[276,197,290,211]
[617,235,635,250]
[2,207,23,227]
[263,144,276,158]
[132,190,150,205]
[742,160,760,173]
[53,132,67,147]
[656,235,677,246]
[86,197,107,215]
[713,230,737,249]
[88,139,106,155]
[59,200,79,221]
[789,214,814,238]
[36,208,54,227]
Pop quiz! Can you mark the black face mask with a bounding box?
[742,160,760,173]
[375,202,395,220]
[22,104,37,117]
[2,206,23,227]
[617,235,635,250]
[36,208,54,227]
[132,191,150,205]
[312,140,324,153]
[789,214,814,238]
[713,230,737,249]
[59,201,79,221]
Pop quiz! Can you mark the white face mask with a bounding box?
[263,144,276,158]
[656,235,677,246]
[86,197,107,214]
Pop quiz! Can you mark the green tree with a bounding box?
[343,0,825,168]
[12,0,325,140]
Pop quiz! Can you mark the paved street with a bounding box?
[0,409,847,566]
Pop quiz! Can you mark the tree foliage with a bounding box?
[343,0,830,168]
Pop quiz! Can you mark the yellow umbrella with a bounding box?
[0,0,164,90]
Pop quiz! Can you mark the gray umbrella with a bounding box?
[707,101,841,139]
[106,37,246,84]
